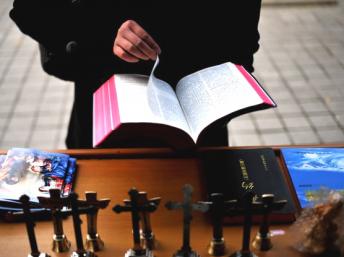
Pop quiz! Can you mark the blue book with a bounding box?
[62,157,77,196]
[281,148,344,208]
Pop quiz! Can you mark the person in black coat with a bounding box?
[9,1,262,149]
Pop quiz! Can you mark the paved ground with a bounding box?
[0,1,344,150]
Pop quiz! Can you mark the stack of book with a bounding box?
[0,148,77,217]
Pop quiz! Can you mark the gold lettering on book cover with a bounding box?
[260,155,269,172]
[239,159,255,191]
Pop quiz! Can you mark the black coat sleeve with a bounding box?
[9,0,136,54]
[9,0,131,80]
[9,0,74,54]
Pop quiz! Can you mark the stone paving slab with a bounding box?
[0,0,343,150]
[263,0,337,5]
[228,0,344,146]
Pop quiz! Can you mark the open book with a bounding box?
[93,58,276,150]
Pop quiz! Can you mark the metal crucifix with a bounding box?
[78,191,110,252]
[19,194,51,257]
[113,188,157,257]
[69,192,97,257]
[38,189,71,253]
[124,191,161,250]
[252,194,287,251]
[199,193,237,256]
[165,184,209,257]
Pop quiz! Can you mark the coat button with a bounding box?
[66,41,78,55]
[71,0,81,6]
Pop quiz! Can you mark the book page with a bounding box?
[176,62,266,141]
[146,58,191,134]
[115,74,157,122]
[115,58,190,134]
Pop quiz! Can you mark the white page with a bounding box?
[146,58,191,134]
[176,62,264,142]
[115,59,190,135]
[115,74,159,123]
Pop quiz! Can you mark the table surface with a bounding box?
[1,146,336,257]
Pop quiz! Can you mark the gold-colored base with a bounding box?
[173,250,200,257]
[52,234,71,253]
[140,233,156,250]
[28,253,51,257]
[229,251,258,257]
[252,232,273,251]
[125,248,154,257]
[208,238,227,256]
[85,234,105,252]
[71,250,97,257]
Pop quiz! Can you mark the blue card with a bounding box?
[281,148,344,208]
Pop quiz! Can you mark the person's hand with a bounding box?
[113,20,161,63]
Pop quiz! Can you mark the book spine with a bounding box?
[93,82,104,147]
[93,76,121,147]
[102,79,111,133]
[107,75,121,132]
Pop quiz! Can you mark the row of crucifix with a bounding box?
[19,185,286,257]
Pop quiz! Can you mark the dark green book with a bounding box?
[199,148,297,224]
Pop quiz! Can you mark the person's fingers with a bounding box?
[113,20,161,62]
[113,44,139,63]
[126,20,161,59]
[115,35,149,61]
[122,28,158,61]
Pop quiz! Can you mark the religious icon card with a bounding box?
[0,148,77,204]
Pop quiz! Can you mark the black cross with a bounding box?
[19,194,50,257]
[113,188,157,255]
[252,194,287,251]
[230,191,258,257]
[69,192,97,257]
[38,189,71,252]
[165,184,208,256]
[258,194,286,237]
[132,192,160,250]
[79,191,110,239]
[201,193,237,242]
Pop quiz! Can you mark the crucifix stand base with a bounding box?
[52,234,71,252]
[140,233,156,250]
[71,250,97,257]
[229,251,258,257]
[173,250,200,257]
[208,238,227,256]
[28,253,51,257]
[125,248,153,257]
[85,234,105,252]
[252,232,272,251]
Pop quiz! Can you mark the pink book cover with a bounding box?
[235,65,276,107]
[93,75,121,147]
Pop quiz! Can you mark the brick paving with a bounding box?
[229,0,344,146]
[0,0,344,150]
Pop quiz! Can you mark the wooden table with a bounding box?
[0,147,328,257]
